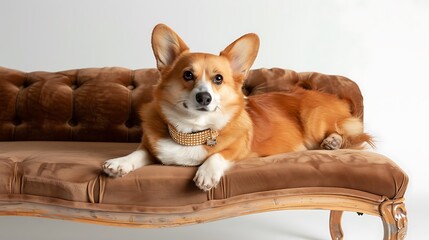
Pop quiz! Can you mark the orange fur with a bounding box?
[141,24,373,164]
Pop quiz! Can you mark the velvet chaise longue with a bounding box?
[0,66,408,239]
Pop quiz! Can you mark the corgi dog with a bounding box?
[103,24,373,191]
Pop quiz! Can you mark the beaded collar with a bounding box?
[168,124,219,147]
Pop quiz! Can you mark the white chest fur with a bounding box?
[156,138,208,166]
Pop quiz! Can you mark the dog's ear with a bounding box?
[151,24,189,71]
[220,33,260,79]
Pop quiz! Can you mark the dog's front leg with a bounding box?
[193,153,233,191]
[102,148,152,177]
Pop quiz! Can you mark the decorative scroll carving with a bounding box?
[380,199,408,240]
[329,210,344,240]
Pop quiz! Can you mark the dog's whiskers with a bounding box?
[215,105,225,114]
[174,100,187,109]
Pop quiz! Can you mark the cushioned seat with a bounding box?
[0,141,407,212]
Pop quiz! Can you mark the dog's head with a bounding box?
[151,24,259,130]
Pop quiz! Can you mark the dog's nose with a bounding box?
[196,92,212,106]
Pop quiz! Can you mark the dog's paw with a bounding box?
[193,166,222,191]
[102,157,134,177]
[102,150,149,178]
[321,133,343,150]
[193,154,232,191]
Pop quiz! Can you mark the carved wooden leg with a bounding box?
[329,210,344,240]
[380,199,408,240]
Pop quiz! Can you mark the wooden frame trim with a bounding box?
[0,195,407,239]
[1,194,381,227]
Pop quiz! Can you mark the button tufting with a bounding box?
[241,85,251,96]
[12,118,22,126]
[71,85,78,90]
[127,85,135,90]
[68,119,78,127]
[125,120,134,128]
[21,80,29,89]
[300,83,312,90]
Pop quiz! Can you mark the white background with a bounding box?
[1,0,428,239]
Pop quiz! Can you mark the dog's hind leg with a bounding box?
[321,133,343,150]
[321,117,374,150]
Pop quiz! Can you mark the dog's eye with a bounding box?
[183,71,194,81]
[213,74,223,85]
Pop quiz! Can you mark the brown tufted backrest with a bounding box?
[0,67,363,142]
